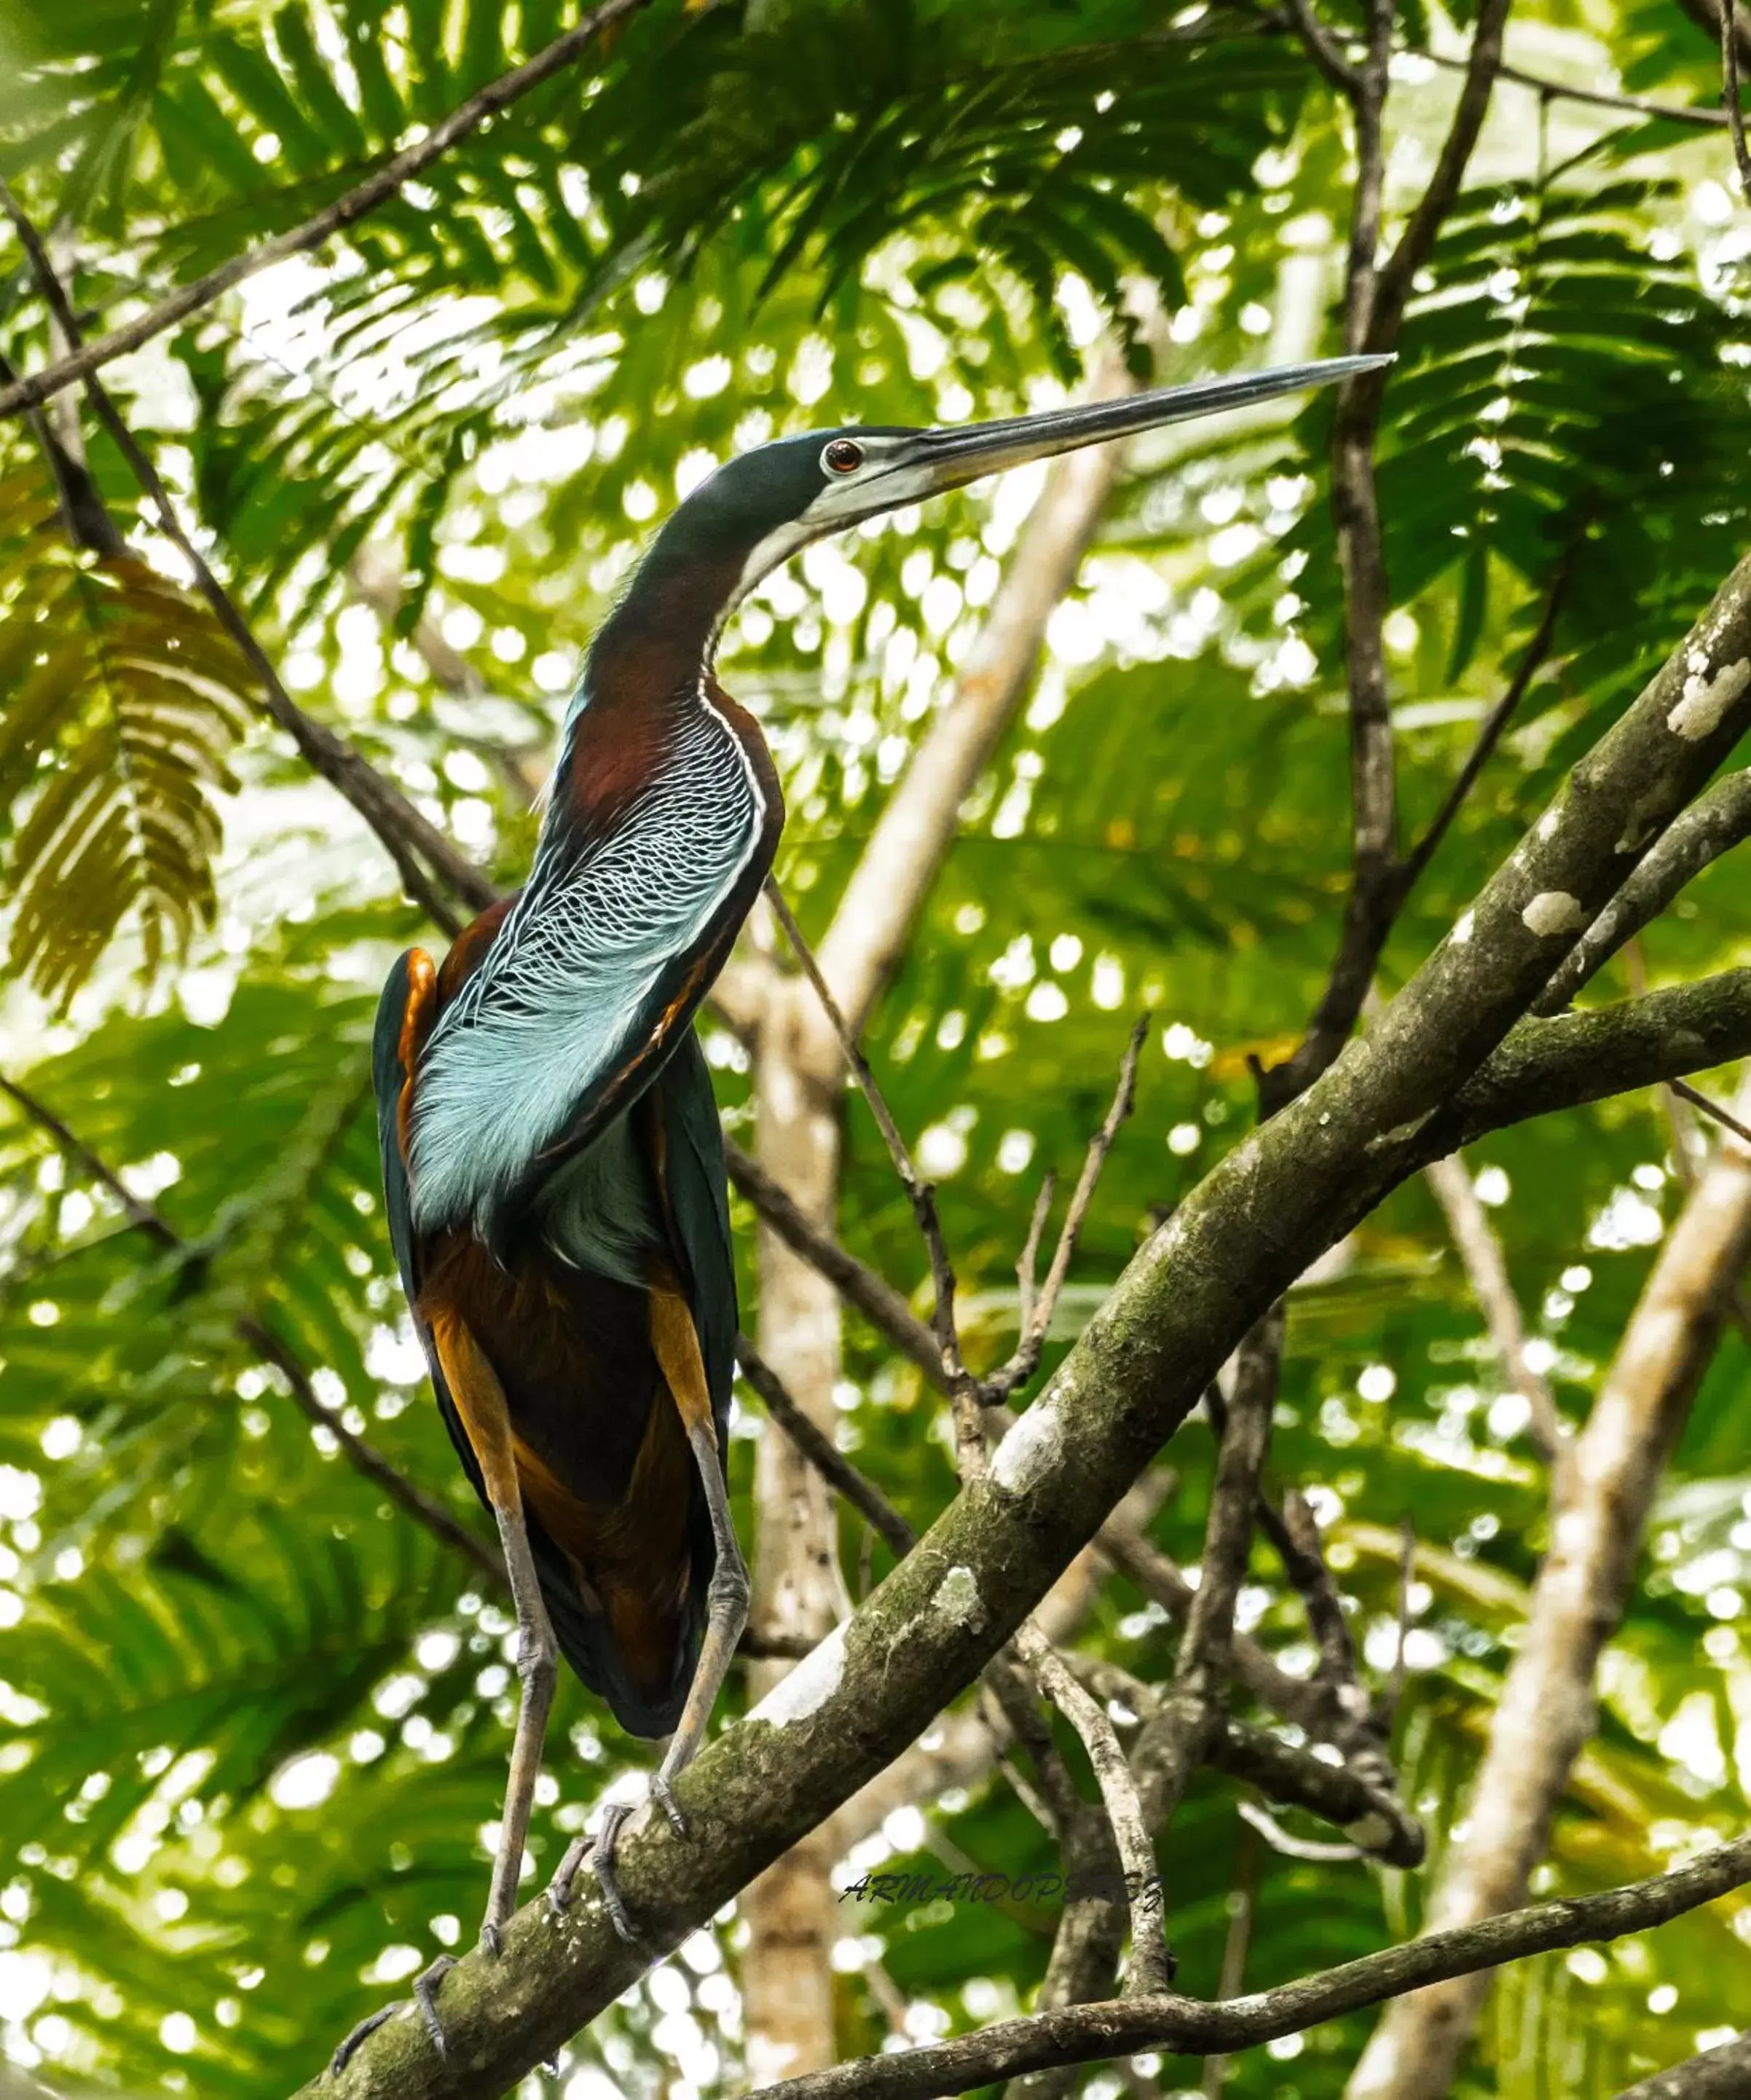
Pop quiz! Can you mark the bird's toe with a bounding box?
[329,2004,398,2077]
[413,1955,457,2061]
[652,1774,689,1839]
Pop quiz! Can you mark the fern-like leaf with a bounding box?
[0,463,259,1004]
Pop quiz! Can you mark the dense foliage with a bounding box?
[0,1,1748,2095]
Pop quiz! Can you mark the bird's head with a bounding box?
[619,351,1393,648]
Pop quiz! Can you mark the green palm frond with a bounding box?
[0,462,258,1004]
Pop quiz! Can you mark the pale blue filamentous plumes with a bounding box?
[406,691,767,1238]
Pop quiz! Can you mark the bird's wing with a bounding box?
[408,689,782,1237]
[374,948,492,1512]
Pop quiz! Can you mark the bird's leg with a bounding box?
[432,1313,559,1955]
[548,1289,747,1935]
[331,1314,554,2080]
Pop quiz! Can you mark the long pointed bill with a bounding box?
[906,352,1393,496]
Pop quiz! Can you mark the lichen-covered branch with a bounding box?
[1535,769,1751,1014]
[759,1837,1751,2100]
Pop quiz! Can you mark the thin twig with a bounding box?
[0,0,654,425]
[1285,0,1362,94]
[1723,0,1751,196]
[1382,1517,1416,1725]
[1201,1814,1259,2099]
[723,1137,943,1381]
[1371,0,1512,341]
[988,1018,1149,1401]
[1423,1150,1564,1458]
[763,876,976,1448]
[1016,1172,1058,1341]
[734,1334,916,1561]
[1014,1622,1173,1995]
[0,181,485,933]
[1235,1798,1364,1863]
[1669,1078,1751,1152]
[1409,39,1732,129]
[1400,564,1572,898]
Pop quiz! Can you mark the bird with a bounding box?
[361,346,1390,2035]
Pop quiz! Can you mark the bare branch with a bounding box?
[1615,2032,1751,2098]
[1371,0,1512,342]
[724,1138,942,1379]
[988,1018,1148,1401]
[1235,1798,1362,1863]
[1411,40,1732,127]
[1348,1080,1751,2099]
[735,1335,916,1562]
[1013,1623,1172,1994]
[1400,565,1571,899]
[1536,770,1751,1015]
[0,184,488,932]
[1015,1173,1057,1344]
[1669,1077,1751,1149]
[0,0,653,425]
[761,1837,1751,2100]
[764,876,975,1423]
[1284,0,1363,95]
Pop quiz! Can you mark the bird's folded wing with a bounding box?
[406,695,775,1233]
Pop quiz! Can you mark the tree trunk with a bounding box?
[742,983,849,2085]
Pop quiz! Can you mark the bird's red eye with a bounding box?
[823,438,864,475]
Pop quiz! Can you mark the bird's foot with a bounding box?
[546,1798,654,1948]
[651,1771,688,1841]
[413,1956,457,2058]
[327,1955,457,2080]
[329,2005,396,2078]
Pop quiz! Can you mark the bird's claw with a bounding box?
[413,1955,457,2061]
[652,1773,688,1839]
[327,1954,457,2080]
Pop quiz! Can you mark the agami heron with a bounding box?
[371,350,1388,1976]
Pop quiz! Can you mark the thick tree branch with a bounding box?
[1535,769,1751,1015]
[0,0,653,425]
[1615,2033,1751,2097]
[759,1836,1751,2100]
[1446,970,1751,1144]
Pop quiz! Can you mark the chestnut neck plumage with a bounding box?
[578,516,754,719]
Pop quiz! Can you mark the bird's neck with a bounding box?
[581,532,747,710]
